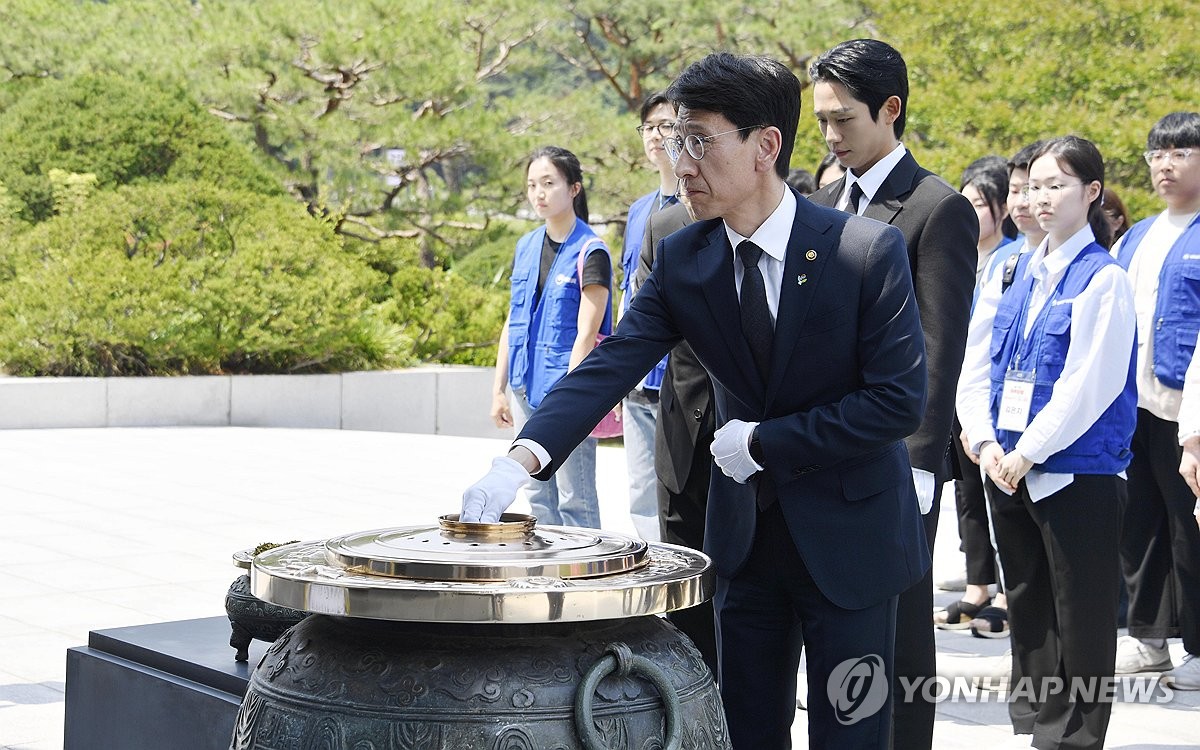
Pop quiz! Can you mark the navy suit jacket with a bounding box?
[518,191,930,610]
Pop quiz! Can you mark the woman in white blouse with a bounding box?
[955,136,1137,750]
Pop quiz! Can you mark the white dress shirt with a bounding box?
[956,225,1137,501]
[724,186,795,322]
[1180,331,1200,444]
[839,143,908,215]
[1111,209,1200,422]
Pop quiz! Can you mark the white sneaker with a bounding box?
[936,572,967,592]
[1114,635,1173,674]
[1165,653,1200,690]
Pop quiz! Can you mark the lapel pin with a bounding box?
[797,274,808,286]
[805,249,817,261]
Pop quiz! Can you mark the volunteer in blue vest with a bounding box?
[619,93,678,541]
[956,135,1137,749]
[489,146,612,528]
[1111,111,1200,690]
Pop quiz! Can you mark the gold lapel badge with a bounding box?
[805,249,817,261]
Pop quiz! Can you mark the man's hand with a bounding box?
[1180,437,1200,498]
[710,419,761,484]
[461,456,530,522]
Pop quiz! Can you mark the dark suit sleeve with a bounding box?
[757,222,927,474]
[517,251,683,480]
[905,191,976,478]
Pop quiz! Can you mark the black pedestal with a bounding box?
[64,616,269,750]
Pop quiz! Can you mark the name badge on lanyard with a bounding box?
[997,370,1036,432]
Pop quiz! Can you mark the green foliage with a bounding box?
[0,73,280,222]
[378,245,509,366]
[865,0,1200,221]
[0,182,399,375]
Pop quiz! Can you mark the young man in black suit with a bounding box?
[463,52,929,748]
[808,39,978,750]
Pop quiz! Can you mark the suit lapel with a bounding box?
[862,151,919,226]
[695,221,766,405]
[765,198,836,410]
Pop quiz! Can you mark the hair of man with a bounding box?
[808,38,909,139]
[666,52,801,180]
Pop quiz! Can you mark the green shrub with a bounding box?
[378,246,508,367]
[0,182,401,375]
[0,73,281,223]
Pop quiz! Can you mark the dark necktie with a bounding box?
[737,240,774,385]
[848,182,865,215]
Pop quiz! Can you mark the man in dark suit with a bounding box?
[807,39,978,750]
[631,199,718,674]
[463,52,929,748]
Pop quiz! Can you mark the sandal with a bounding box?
[970,606,1010,639]
[934,599,990,630]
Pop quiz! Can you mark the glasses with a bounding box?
[663,125,763,162]
[636,121,676,138]
[1020,182,1083,201]
[1143,148,1194,166]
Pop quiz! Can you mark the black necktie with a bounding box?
[848,182,865,214]
[737,240,774,385]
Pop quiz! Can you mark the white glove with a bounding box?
[912,467,935,515]
[461,456,531,523]
[710,419,762,484]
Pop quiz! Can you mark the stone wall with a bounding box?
[0,367,502,438]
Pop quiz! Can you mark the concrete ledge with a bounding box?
[0,367,501,438]
[0,377,107,428]
[108,376,230,428]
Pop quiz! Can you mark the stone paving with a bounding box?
[0,427,1195,748]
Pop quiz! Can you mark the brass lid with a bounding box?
[250,514,712,624]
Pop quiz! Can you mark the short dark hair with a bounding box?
[666,52,800,179]
[1007,140,1047,176]
[960,155,1009,226]
[1147,112,1200,150]
[1030,135,1110,248]
[785,168,816,194]
[809,39,908,138]
[526,145,589,223]
[639,92,672,123]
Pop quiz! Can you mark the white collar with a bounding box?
[1030,225,1097,282]
[723,186,796,263]
[845,143,908,205]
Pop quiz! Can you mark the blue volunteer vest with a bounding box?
[621,190,668,391]
[988,243,1136,474]
[507,218,612,408]
[1115,213,1200,389]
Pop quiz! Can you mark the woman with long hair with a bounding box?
[489,146,612,528]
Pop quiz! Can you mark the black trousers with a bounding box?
[658,437,718,675]
[986,474,1122,750]
[717,502,896,750]
[1121,408,1200,654]
[890,483,939,750]
[952,417,999,586]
